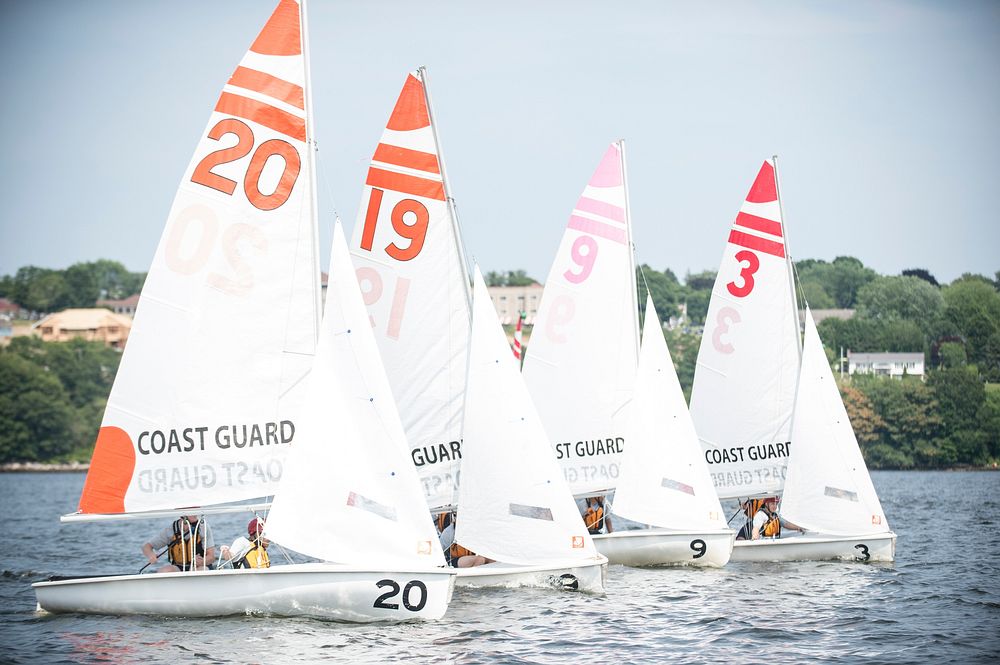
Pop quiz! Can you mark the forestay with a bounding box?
[349,69,471,512]
[689,159,799,500]
[264,223,446,567]
[76,0,319,515]
[778,309,891,536]
[455,269,598,565]
[612,296,727,531]
[522,142,639,496]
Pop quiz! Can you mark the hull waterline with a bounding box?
[33,563,456,622]
[731,531,896,563]
[593,528,734,567]
[454,556,607,594]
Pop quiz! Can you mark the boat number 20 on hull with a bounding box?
[373,579,429,612]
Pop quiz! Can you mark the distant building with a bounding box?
[97,293,141,316]
[33,308,133,349]
[0,297,21,319]
[799,308,855,328]
[488,283,544,325]
[847,351,924,378]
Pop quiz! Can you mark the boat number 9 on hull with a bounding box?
[373,579,428,611]
[690,539,707,559]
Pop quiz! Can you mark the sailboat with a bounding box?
[349,68,471,515]
[33,0,456,620]
[601,295,734,566]
[523,141,731,566]
[690,158,895,562]
[732,308,897,562]
[453,268,607,592]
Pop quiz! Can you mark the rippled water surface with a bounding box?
[2,471,998,663]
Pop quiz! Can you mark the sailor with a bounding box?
[582,496,613,535]
[221,517,271,569]
[142,514,216,573]
[436,512,490,568]
[744,496,805,540]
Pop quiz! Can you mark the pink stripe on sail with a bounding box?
[568,215,626,244]
[575,196,625,223]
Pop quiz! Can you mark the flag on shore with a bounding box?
[513,311,526,360]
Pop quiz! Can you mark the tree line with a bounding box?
[1,257,997,468]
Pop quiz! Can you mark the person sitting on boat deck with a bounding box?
[582,496,613,535]
[742,496,804,540]
[220,517,271,569]
[436,512,492,568]
[142,514,216,573]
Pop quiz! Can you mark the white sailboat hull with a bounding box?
[731,531,897,563]
[454,556,607,594]
[592,528,734,567]
[33,563,456,622]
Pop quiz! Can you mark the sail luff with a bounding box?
[300,0,322,339]
[619,139,641,362]
[772,154,802,360]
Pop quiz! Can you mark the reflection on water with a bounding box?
[2,471,999,663]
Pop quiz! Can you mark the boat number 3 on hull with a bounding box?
[854,544,870,561]
[690,539,707,559]
[373,579,429,612]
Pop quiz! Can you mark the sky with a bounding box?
[1,0,998,285]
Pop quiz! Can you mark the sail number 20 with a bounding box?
[373,578,428,612]
[191,118,301,211]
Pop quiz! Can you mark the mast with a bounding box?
[419,66,474,311]
[301,0,322,341]
[619,139,641,362]
[773,154,802,359]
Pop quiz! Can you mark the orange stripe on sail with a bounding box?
[250,0,301,56]
[373,143,440,174]
[728,229,785,258]
[229,66,304,110]
[366,167,445,201]
[78,426,136,514]
[215,92,306,142]
[386,74,430,131]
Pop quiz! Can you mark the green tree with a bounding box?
[799,281,834,309]
[929,367,989,465]
[637,265,684,325]
[683,270,716,325]
[902,268,939,287]
[800,256,878,308]
[856,275,944,333]
[856,376,944,467]
[0,353,77,462]
[942,276,1000,381]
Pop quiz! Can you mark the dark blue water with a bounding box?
[2,471,998,663]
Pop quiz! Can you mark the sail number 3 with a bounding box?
[710,250,760,354]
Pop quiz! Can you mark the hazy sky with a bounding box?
[1,0,998,285]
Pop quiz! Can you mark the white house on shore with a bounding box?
[847,351,925,378]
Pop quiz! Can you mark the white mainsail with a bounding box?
[349,69,471,511]
[778,309,890,536]
[455,268,598,565]
[689,159,800,500]
[77,0,319,515]
[611,296,727,531]
[522,141,639,496]
[264,222,446,567]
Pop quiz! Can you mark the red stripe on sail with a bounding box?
[215,92,306,142]
[568,215,626,244]
[373,143,440,174]
[386,74,430,131]
[734,211,783,238]
[366,167,445,201]
[250,0,301,56]
[745,160,777,203]
[229,67,304,110]
[728,230,785,258]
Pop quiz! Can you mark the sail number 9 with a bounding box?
[564,235,598,284]
[191,118,301,211]
[690,539,707,559]
[373,578,428,612]
[359,188,429,262]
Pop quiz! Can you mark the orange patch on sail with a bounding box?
[373,143,440,174]
[745,161,777,203]
[250,0,301,56]
[78,426,137,514]
[386,74,430,131]
[366,167,445,201]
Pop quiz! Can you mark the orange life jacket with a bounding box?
[167,519,204,570]
[583,501,604,534]
[449,542,473,560]
[761,513,781,538]
[236,540,271,569]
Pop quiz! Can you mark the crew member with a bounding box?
[142,514,216,573]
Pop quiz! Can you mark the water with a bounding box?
[2,471,998,663]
